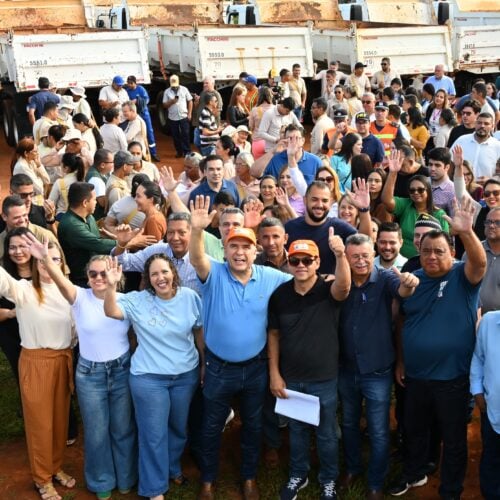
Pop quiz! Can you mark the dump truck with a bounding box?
[0,0,150,146]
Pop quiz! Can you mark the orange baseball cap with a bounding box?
[226,227,256,245]
[288,240,319,258]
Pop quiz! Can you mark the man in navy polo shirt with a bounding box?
[390,197,486,499]
[188,155,240,210]
[285,180,372,274]
[354,112,385,168]
[339,233,419,500]
[263,125,322,185]
[189,196,290,500]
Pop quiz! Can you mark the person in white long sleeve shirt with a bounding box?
[310,98,334,156]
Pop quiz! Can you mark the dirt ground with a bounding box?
[0,120,483,499]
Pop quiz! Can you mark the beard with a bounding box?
[306,205,328,223]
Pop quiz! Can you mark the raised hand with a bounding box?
[452,145,464,170]
[105,256,123,287]
[159,165,181,193]
[22,233,48,261]
[43,199,56,220]
[275,187,289,206]
[189,195,217,231]
[243,198,265,229]
[328,226,345,257]
[387,149,403,173]
[443,196,475,234]
[345,178,370,210]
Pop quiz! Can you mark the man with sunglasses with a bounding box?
[391,197,486,498]
[338,233,418,500]
[371,58,400,91]
[463,207,500,314]
[268,236,350,500]
[323,108,356,156]
[447,100,480,148]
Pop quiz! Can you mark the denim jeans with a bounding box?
[480,411,500,499]
[201,349,268,482]
[293,106,303,121]
[263,389,282,449]
[286,378,339,484]
[129,367,199,497]
[338,366,392,491]
[403,375,469,498]
[200,144,216,157]
[75,352,137,493]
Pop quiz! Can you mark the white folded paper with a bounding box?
[275,389,320,426]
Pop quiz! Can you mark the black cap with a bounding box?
[354,62,367,70]
[375,101,389,110]
[333,108,348,119]
[355,111,369,122]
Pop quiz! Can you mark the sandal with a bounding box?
[53,470,76,489]
[35,482,62,500]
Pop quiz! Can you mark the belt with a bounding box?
[205,348,267,367]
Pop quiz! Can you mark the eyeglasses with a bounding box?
[289,256,317,267]
[17,191,35,199]
[88,270,107,279]
[8,245,29,252]
[461,111,473,116]
[484,190,500,198]
[318,176,334,183]
[409,187,426,195]
[484,220,500,228]
[361,100,373,104]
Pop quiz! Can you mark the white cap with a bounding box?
[221,125,237,137]
[58,95,76,110]
[70,86,86,98]
[62,128,82,141]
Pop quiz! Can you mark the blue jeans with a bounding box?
[200,143,216,157]
[286,378,339,484]
[293,106,303,121]
[480,411,500,499]
[201,349,268,482]
[75,352,137,493]
[129,367,199,497]
[338,366,392,491]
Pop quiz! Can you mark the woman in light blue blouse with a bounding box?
[330,132,363,193]
[104,254,203,500]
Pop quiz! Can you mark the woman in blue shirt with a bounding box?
[104,254,203,500]
[330,132,363,193]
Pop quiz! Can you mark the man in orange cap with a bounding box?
[189,195,291,500]
[268,231,350,500]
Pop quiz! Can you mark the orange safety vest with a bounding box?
[369,121,399,155]
[322,127,357,157]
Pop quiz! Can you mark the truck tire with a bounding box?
[1,99,17,147]
[156,92,171,135]
[350,4,363,21]
[437,2,450,25]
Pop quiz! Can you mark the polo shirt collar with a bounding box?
[224,262,256,283]
[354,267,379,288]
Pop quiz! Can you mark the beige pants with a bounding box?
[19,348,73,485]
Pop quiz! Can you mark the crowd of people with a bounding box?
[0,60,499,500]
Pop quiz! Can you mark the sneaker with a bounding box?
[320,481,337,499]
[389,475,428,496]
[279,476,309,500]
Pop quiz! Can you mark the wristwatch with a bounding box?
[358,207,370,213]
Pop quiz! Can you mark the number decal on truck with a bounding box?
[208,52,225,58]
[464,43,475,50]
[363,50,378,56]
[28,60,48,66]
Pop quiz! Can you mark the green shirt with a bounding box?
[58,209,116,284]
[204,231,224,261]
[393,197,449,258]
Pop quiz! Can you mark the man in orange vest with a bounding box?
[369,102,402,156]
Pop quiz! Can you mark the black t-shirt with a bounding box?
[394,166,430,198]
[447,124,474,148]
[268,276,341,382]
[401,255,421,273]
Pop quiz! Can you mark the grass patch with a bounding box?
[0,352,24,442]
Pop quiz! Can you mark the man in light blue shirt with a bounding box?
[424,65,456,98]
[189,195,290,500]
[470,311,500,499]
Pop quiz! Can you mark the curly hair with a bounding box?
[143,254,181,297]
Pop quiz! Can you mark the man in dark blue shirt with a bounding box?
[353,112,385,167]
[28,77,61,126]
[339,233,419,499]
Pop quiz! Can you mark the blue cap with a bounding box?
[112,75,125,86]
[244,75,258,85]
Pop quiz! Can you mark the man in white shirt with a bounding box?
[348,62,371,97]
[310,98,334,156]
[98,76,129,122]
[370,57,401,90]
[122,101,148,154]
[313,60,347,95]
[256,97,301,152]
[163,75,193,158]
[289,63,307,120]
[451,112,500,182]
[374,222,407,271]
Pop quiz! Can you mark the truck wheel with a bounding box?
[156,92,171,135]
[1,99,17,147]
